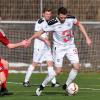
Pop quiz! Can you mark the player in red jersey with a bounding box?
[0,29,29,96]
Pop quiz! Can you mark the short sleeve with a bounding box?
[73,18,80,26]
[34,22,42,32]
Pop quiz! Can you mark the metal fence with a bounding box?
[0,0,100,21]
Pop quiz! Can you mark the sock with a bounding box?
[1,81,6,90]
[42,67,56,87]
[24,65,35,82]
[66,68,78,86]
[51,77,56,84]
[48,67,56,84]
[1,69,8,90]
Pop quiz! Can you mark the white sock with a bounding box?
[66,68,78,86]
[24,65,35,82]
[42,67,56,87]
[51,77,56,84]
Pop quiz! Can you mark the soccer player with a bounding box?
[27,7,92,96]
[23,7,59,88]
[0,29,29,96]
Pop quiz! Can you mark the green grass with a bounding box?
[1,72,100,100]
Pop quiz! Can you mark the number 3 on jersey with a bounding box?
[62,30,73,42]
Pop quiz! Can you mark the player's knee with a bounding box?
[47,61,53,67]
[32,62,37,67]
[55,68,62,75]
[1,59,9,69]
[73,63,80,71]
[0,79,5,86]
[0,72,6,85]
[56,70,61,75]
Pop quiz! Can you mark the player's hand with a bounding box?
[86,37,92,47]
[21,39,31,48]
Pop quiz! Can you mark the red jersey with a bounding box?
[0,29,9,71]
[0,29,9,46]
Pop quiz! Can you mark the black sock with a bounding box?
[40,85,44,90]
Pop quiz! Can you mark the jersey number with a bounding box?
[62,30,73,42]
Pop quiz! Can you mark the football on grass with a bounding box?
[67,83,79,95]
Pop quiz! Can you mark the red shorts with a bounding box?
[0,61,4,72]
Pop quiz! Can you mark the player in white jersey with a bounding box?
[23,8,59,88]
[27,7,92,96]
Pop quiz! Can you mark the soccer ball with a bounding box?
[67,83,79,95]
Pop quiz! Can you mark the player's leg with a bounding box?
[53,45,66,75]
[0,71,7,96]
[65,64,80,87]
[45,61,60,87]
[23,49,42,87]
[45,50,60,87]
[0,59,13,96]
[36,66,56,96]
[51,53,64,87]
[23,62,37,87]
[36,51,57,96]
[63,46,80,91]
[0,72,6,86]
[35,46,65,96]
[1,59,9,90]
[50,45,65,87]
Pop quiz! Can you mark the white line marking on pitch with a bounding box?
[7,82,100,91]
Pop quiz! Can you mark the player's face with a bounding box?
[43,11,52,21]
[58,14,67,23]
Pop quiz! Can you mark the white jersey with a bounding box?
[34,17,49,49]
[43,16,79,46]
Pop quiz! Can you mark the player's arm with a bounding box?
[78,22,92,46]
[7,40,29,49]
[38,37,51,47]
[75,20,92,47]
[0,29,29,48]
[28,19,45,42]
[28,30,44,42]
[29,17,55,42]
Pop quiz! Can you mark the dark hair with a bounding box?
[43,7,52,13]
[58,7,68,15]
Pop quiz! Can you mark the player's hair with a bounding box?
[58,7,68,15]
[43,7,52,13]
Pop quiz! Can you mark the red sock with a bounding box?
[1,69,8,89]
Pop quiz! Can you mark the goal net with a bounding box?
[0,21,100,73]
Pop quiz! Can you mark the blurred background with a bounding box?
[0,0,100,21]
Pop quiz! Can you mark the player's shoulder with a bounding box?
[67,15,76,19]
[37,18,44,24]
[48,17,58,25]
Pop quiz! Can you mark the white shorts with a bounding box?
[53,44,79,67]
[33,48,53,63]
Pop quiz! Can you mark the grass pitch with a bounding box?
[1,72,100,100]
